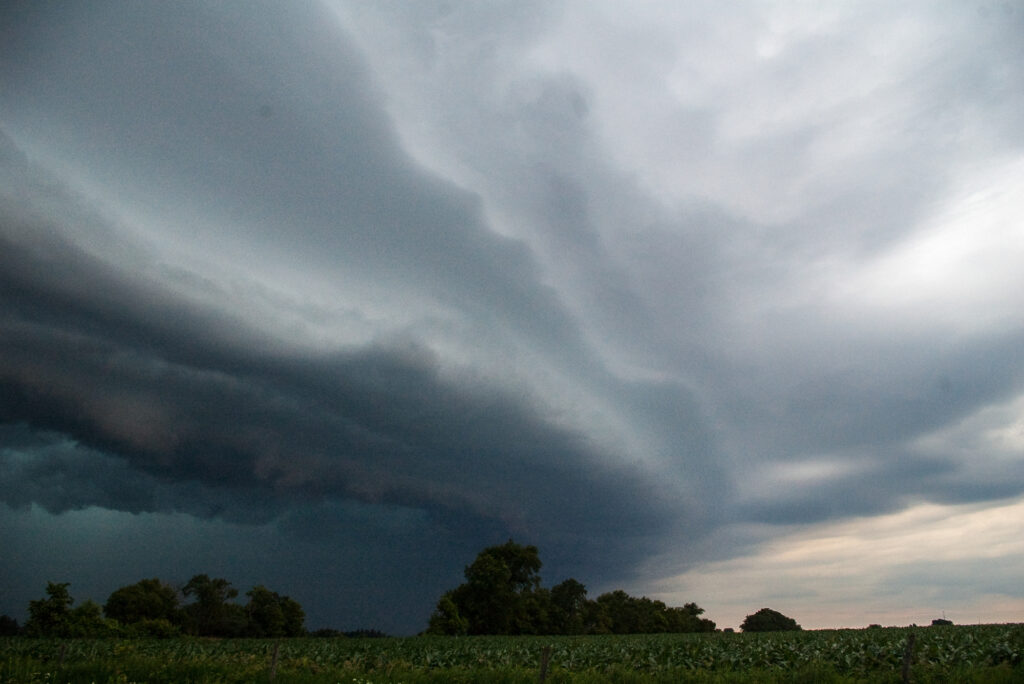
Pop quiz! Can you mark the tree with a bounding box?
[595,591,672,634]
[279,595,305,637]
[181,575,246,637]
[740,608,802,632]
[244,585,305,637]
[596,590,640,634]
[550,578,588,634]
[582,598,612,634]
[429,540,545,635]
[517,587,552,635]
[460,540,543,634]
[66,600,112,637]
[104,578,179,626]
[665,602,716,633]
[426,592,469,635]
[485,540,543,594]
[426,541,714,635]
[459,551,516,634]
[245,585,284,637]
[24,582,73,637]
[24,582,111,637]
[588,592,715,634]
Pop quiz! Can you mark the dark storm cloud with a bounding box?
[0,1,721,632]
[0,425,287,524]
[3,0,1024,632]
[0,147,692,632]
[0,180,673,543]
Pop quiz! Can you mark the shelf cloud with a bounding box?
[2,0,1023,633]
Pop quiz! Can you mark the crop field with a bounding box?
[1,624,1022,683]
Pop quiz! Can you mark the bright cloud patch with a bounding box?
[656,496,1024,630]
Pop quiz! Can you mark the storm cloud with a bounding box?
[2,0,1023,632]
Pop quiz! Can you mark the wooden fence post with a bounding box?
[269,640,281,682]
[901,631,916,684]
[538,645,552,683]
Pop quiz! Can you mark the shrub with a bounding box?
[130,618,181,638]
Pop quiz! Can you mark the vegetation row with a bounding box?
[1,626,1022,683]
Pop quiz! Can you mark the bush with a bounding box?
[129,618,181,638]
[310,628,345,637]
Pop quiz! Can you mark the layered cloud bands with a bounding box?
[2,0,1023,632]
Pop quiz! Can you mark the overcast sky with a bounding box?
[1,0,1023,634]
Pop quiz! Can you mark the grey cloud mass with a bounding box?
[2,0,1024,632]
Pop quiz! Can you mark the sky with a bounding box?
[1,0,1022,635]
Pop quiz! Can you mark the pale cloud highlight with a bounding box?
[656,496,1024,630]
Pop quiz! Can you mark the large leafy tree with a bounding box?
[740,607,802,632]
[181,575,246,637]
[595,590,670,634]
[429,540,545,635]
[244,585,305,637]
[24,582,73,637]
[586,592,716,634]
[665,602,717,633]
[426,593,468,635]
[550,578,588,634]
[104,578,179,625]
[66,600,111,637]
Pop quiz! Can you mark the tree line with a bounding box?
[426,540,718,635]
[2,575,305,638]
[0,541,808,638]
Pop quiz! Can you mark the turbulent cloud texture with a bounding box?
[2,1,1023,632]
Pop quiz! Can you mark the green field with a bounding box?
[2,624,1022,683]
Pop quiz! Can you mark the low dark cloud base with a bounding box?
[0,136,686,633]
